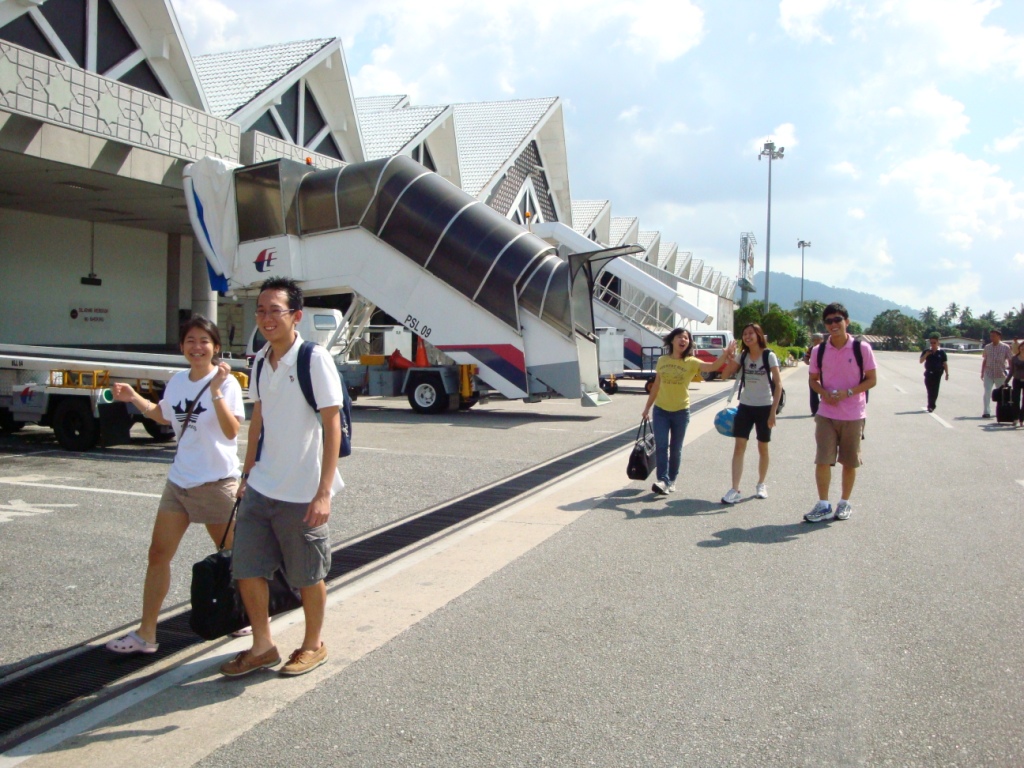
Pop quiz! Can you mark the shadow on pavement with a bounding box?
[697,521,830,547]
[560,487,729,519]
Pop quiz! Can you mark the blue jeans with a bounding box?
[652,405,690,484]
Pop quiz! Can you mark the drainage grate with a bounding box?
[0,392,725,749]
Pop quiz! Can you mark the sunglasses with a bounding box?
[824,316,845,325]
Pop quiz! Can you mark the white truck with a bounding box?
[0,344,248,451]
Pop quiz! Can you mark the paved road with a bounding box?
[0,373,706,670]
[4,351,1023,767]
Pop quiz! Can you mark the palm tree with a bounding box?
[960,306,973,323]
[920,306,938,327]
[943,302,961,325]
[793,300,826,332]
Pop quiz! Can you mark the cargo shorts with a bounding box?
[231,486,331,589]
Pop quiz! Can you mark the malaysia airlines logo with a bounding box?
[254,248,277,273]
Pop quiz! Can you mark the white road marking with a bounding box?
[0,476,160,498]
[929,412,953,429]
[0,499,77,524]
[540,428,567,431]
[894,385,906,393]
[0,450,60,460]
[1017,480,1024,490]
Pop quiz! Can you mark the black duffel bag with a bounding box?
[189,499,303,640]
[626,417,657,481]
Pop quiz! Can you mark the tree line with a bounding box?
[734,300,1024,352]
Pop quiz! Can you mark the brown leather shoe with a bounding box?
[280,644,328,676]
[219,646,281,677]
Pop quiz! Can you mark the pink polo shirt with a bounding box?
[809,336,876,421]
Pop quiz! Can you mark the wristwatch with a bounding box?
[846,389,854,398]
[211,394,224,401]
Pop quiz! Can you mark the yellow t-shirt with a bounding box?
[654,355,701,412]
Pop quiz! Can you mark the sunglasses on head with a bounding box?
[824,316,845,325]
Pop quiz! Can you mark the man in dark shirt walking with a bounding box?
[919,333,949,413]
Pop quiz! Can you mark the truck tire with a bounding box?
[644,379,654,394]
[0,408,23,433]
[701,371,720,382]
[407,375,448,415]
[53,399,100,451]
[143,420,176,442]
[600,379,619,395]
[458,395,480,410]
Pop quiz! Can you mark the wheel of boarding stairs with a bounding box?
[407,375,449,415]
[0,408,24,433]
[52,398,100,451]
[645,379,654,394]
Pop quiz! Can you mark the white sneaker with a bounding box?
[721,488,742,504]
[755,483,768,499]
[835,501,853,520]
[804,501,834,523]
[652,479,668,496]
[666,480,677,493]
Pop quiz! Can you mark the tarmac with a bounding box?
[2,351,1023,767]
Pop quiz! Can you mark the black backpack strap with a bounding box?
[816,342,826,390]
[762,349,776,396]
[738,350,748,396]
[254,356,265,462]
[296,341,318,411]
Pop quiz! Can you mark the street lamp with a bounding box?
[797,239,811,306]
[758,140,784,315]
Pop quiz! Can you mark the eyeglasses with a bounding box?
[823,316,845,326]
[255,309,294,320]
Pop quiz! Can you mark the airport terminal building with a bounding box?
[0,0,733,354]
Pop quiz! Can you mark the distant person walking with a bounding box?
[981,329,1012,419]
[804,333,824,415]
[641,328,736,496]
[1011,342,1024,428]
[718,323,782,504]
[106,316,244,654]
[804,303,877,523]
[919,333,949,412]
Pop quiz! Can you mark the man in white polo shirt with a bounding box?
[221,276,344,678]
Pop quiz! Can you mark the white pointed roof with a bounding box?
[610,216,639,246]
[356,98,449,160]
[194,38,335,119]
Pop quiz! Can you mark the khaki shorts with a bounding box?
[814,416,864,468]
[231,486,331,589]
[158,478,238,524]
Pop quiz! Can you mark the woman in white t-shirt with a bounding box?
[105,316,245,654]
[718,323,783,505]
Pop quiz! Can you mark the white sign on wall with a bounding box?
[69,303,111,328]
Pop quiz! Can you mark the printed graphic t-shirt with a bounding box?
[654,355,701,412]
[738,350,780,407]
[160,369,244,488]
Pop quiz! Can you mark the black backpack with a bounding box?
[254,340,352,460]
[739,349,786,414]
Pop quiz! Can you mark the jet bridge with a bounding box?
[184,155,614,404]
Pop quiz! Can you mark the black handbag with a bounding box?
[626,417,656,480]
[189,499,303,640]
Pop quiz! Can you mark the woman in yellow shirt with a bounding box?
[642,328,736,495]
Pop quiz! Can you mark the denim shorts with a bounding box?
[231,486,331,589]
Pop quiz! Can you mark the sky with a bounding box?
[169,0,1024,319]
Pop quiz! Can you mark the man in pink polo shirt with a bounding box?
[804,303,877,523]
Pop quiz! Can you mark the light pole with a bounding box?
[758,140,784,315]
[797,239,811,306]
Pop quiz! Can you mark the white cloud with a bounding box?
[881,150,1024,247]
[351,45,424,100]
[171,0,240,53]
[847,207,865,219]
[831,161,860,179]
[990,127,1024,153]
[1014,253,1024,269]
[624,1,705,62]
[779,0,837,43]
[618,106,642,122]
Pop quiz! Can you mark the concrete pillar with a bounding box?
[191,240,216,323]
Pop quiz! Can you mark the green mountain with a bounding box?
[737,272,920,327]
